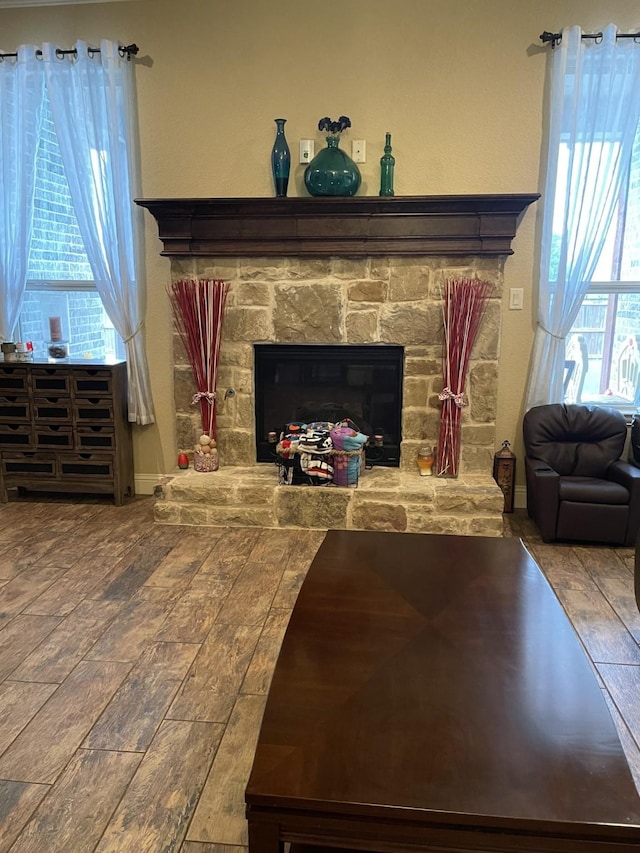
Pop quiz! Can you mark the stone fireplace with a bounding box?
[138,195,537,533]
[253,343,404,466]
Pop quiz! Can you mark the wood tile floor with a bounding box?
[0,496,638,852]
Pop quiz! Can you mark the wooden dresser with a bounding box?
[0,359,134,505]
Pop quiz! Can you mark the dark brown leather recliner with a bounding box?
[636,532,640,612]
[631,414,640,469]
[523,404,640,545]
[631,416,640,610]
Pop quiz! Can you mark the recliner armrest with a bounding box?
[609,460,640,544]
[630,416,640,468]
[527,460,559,475]
[525,457,560,542]
[608,459,640,490]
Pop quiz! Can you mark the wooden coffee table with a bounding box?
[245,530,640,852]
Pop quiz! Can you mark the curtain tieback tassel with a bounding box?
[536,322,565,341]
[123,322,144,344]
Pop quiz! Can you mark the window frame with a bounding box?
[560,135,640,416]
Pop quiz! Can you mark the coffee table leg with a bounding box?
[247,815,282,853]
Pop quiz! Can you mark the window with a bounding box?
[527,26,640,415]
[18,89,124,361]
[561,128,640,411]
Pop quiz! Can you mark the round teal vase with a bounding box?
[304,136,361,197]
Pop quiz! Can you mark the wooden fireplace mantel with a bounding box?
[135,194,539,258]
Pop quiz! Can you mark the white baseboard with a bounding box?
[514,484,527,510]
[134,474,160,496]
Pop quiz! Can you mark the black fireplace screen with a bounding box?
[254,344,403,466]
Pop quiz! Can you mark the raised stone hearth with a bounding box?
[154,466,505,535]
[139,195,537,534]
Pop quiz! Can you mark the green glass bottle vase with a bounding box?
[379,132,395,197]
[271,118,291,197]
[304,135,361,197]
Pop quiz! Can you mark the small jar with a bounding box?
[47,340,69,360]
[1,342,17,362]
[417,445,435,476]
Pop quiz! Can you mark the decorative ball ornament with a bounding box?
[193,434,219,472]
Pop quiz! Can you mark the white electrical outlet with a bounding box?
[509,288,524,310]
[352,140,366,163]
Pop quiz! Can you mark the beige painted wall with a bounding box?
[1,0,637,488]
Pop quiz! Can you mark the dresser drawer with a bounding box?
[74,398,114,423]
[32,368,71,394]
[2,451,56,477]
[60,453,113,479]
[35,425,74,450]
[72,368,113,396]
[76,426,115,451]
[34,397,72,422]
[0,367,29,394]
[0,424,34,449]
[0,395,30,421]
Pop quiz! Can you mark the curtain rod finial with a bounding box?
[540,30,562,48]
[120,44,139,61]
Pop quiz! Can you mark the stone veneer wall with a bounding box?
[171,254,505,471]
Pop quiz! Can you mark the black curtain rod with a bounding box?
[0,43,139,61]
[541,30,640,49]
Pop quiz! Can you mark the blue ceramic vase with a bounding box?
[271,118,291,197]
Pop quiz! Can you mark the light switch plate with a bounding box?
[509,288,524,310]
[299,139,314,164]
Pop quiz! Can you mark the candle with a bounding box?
[49,316,62,342]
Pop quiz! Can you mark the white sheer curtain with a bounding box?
[42,40,154,425]
[525,24,640,409]
[0,46,44,340]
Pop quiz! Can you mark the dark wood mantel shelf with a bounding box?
[135,194,539,258]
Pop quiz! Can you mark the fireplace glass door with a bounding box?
[254,344,403,466]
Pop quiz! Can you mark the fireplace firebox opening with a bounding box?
[254,344,404,467]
